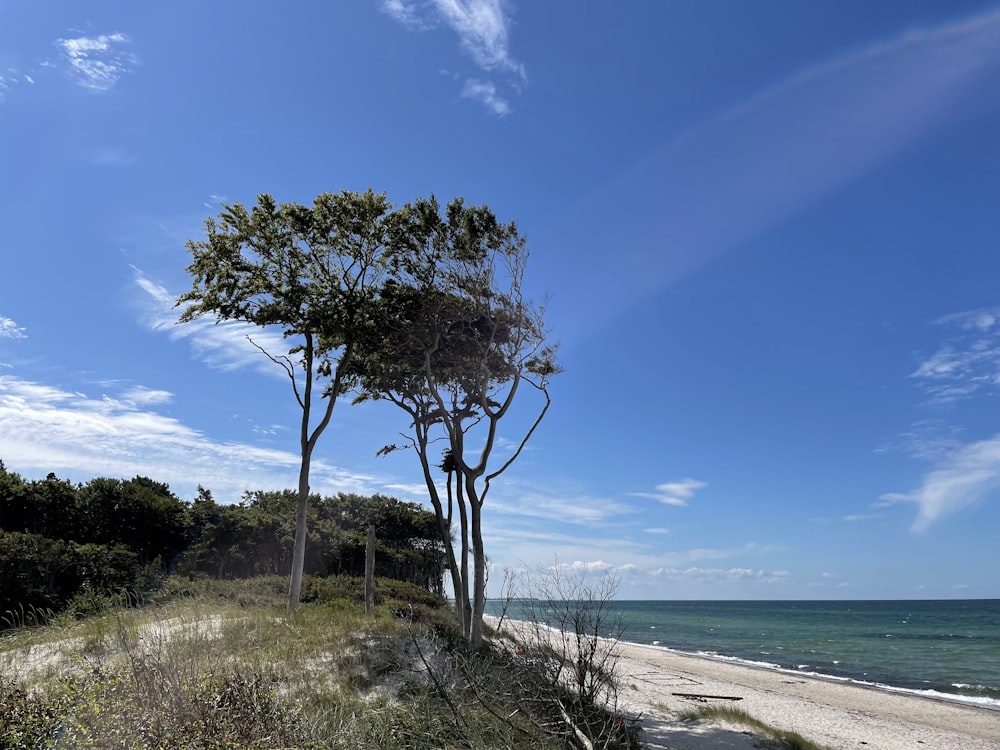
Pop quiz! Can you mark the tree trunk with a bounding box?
[365,525,376,616]
[416,437,468,636]
[469,484,487,650]
[456,471,472,639]
[287,451,311,612]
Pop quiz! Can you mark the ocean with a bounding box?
[487,599,1000,710]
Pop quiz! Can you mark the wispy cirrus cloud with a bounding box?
[878,306,1000,532]
[648,567,790,584]
[875,419,964,462]
[380,0,524,115]
[133,268,290,378]
[631,478,706,507]
[120,385,173,407]
[56,32,135,91]
[882,433,1000,533]
[552,559,614,574]
[489,484,633,526]
[0,374,377,502]
[461,78,510,115]
[0,316,26,340]
[911,306,1000,405]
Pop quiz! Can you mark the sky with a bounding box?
[2,1,1000,600]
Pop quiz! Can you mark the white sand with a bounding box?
[613,640,1000,749]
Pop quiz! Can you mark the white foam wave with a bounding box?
[645,644,1000,711]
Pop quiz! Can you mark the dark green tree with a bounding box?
[75,476,189,565]
[177,191,392,611]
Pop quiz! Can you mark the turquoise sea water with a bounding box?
[488,599,1000,710]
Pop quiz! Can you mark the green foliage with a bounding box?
[0,461,446,628]
[180,491,447,589]
[75,476,190,565]
[0,665,319,749]
[0,676,59,747]
[0,575,643,749]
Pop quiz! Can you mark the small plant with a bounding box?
[679,705,833,750]
[0,676,60,748]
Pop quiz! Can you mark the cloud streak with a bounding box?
[488,484,633,526]
[648,567,790,584]
[133,268,290,378]
[911,306,1000,404]
[56,32,136,91]
[882,433,1000,532]
[0,316,26,340]
[631,478,706,507]
[461,78,510,116]
[380,0,524,114]
[0,374,377,503]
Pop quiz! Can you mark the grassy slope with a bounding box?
[0,576,490,749]
[1,577,826,750]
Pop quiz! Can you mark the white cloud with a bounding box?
[381,0,430,29]
[648,567,789,584]
[461,78,510,115]
[643,527,670,535]
[430,0,524,76]
[380,0,524,114]
[488,484,632,526]
[911,306,1000,404]
[56,32,135,91]
[0,374,377,503]
[631,478,706,507]
[553,559,613,573]
[843,513,882,522]
[133,268,290,378]
[0,316,26,340]
[882,433,1000,532]
[876,419,964,462]
[120,386,173,407]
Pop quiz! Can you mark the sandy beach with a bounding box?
[612,640,1000,749]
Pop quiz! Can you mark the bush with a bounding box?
[0,677,60,748]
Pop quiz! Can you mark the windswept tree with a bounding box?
[176,191,391,611]
[359,196,559,647]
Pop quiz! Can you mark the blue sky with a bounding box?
[2,1,1000,599]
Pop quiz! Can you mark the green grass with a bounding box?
[677,705,833,750]
[0,574,633,749]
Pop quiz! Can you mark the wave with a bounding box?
[636,642,1000,711]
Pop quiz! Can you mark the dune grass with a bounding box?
[0,575,636,749]
[677,705,832,750]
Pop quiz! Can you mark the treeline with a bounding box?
[0,462,446,621]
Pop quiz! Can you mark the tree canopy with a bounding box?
[359,195,560,647]
[177,190,392,611]
[176,190,557,643]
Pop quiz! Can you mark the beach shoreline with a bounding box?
[487,615,1000,749]
[614,638,1000,749]
[622,637,1000,711]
